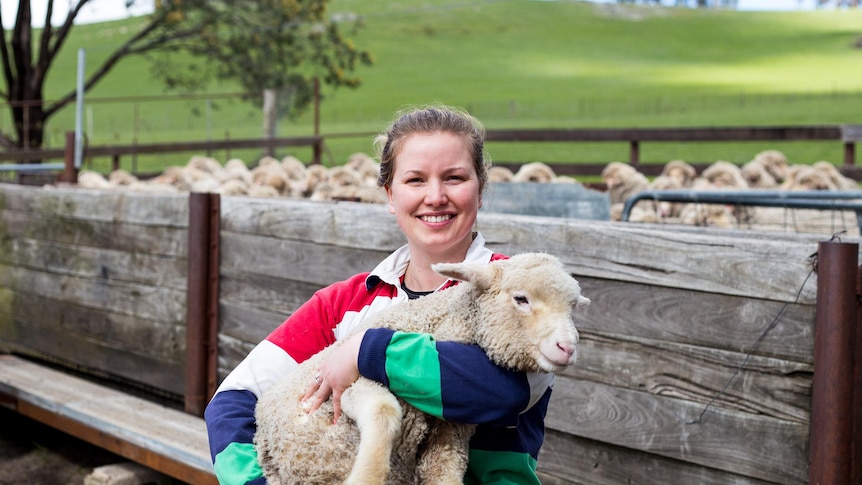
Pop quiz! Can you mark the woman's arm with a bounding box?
[305,327,536,425]
[360,329,533,425]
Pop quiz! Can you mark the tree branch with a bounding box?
[0,7,13,101]
[44,17,204,118]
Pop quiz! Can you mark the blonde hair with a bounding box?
[374,105,491,192]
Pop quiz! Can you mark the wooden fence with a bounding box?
[1,124,861,181]
[0,183,859,484]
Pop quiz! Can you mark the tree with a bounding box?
[0,0,372,151]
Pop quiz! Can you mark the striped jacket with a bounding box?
[204,233,554,484]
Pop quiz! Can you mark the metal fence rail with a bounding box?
[621,189,862,228]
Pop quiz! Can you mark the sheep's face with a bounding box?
[434,253,590,373]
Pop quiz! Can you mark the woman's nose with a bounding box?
[424,180,448,206]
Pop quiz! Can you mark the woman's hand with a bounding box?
[301,330,365,423]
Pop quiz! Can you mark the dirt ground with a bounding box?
[0,406,129,485]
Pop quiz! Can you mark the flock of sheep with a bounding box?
[601,150,861,235]
[76,152,388,203]
[71,148,861,235]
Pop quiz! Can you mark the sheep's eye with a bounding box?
[513,295,529,306]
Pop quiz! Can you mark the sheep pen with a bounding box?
[253,252,590,485]
[64,148,861,236]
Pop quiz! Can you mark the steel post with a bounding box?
[810,240,858,484]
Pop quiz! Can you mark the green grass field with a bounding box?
[9,0,862,174]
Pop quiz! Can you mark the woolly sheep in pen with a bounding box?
[781,165,836,191]
[281,156,307,181]
[77,170,114,190]
[601,161,649,206]
[488,166,515,183]
[346,152,381,186]
[512,161,557,183]
[660,159,697,188]
[701,160,749,189]
[254,252,590,485]
[108,169,138,186]
[602,161,650,221]
[186,155,223,175]
[811,161,860,191]
[646,174,684,220]
[752,150,789,183]
[740,159,778,188]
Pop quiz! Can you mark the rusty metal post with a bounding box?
[205,194,220,407]
[854,264,862,485]
[57,131,78,184]
[810,240,858,485]
[629,140,639,167]
[185,193,220,417]
[844,142,855,168]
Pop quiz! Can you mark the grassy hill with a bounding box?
[16,0,862,173]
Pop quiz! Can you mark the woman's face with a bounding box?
[386,131,482,261]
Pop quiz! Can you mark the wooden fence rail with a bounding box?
[1,124,860,180]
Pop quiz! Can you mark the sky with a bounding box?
[0,0,827,29]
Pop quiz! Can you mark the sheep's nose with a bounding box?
[557,341,576,360]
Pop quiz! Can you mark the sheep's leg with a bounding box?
[416,421,473,484]
[340,378,402,485]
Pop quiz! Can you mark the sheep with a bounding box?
[488,166,515,183]
[254,252,590,485]
[77,170,113,190]
[672,177,739,229]
[781,165,836,191]
[701,160,749,189]
[811,161,860,191]
[281,156,307,182]
[108,169,138,186]
[301,164,330,197]
[740,159,778,188]
[660,159,697,188]
[601,162,650,221]
[645,174,684,220]
[345,152,381,187]
[752,150,789,183]
[512,161,557,183]
[601,162,649,206]
[186,155,223,175]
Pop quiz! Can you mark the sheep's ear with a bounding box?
[432,261,496,290]
[576,294,590,308]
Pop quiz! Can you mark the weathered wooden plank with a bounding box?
[479,213,824,304]
[220,231,391,288]
[578,276,815,363]
[3,290,185,364]
[220,196,406,251]
[546,377,808,484]
[0,317,184,396]
[219,301,290,345]
[216,333,256,383]
[219,272,319,318]
[0,183,189,226]
[0,209,188,256]
[218,196,835,303]
[537,429,773,485]
[567,332,812,422]
[0,355,214,483]
[0,237,187,290]
[0,264,186,323]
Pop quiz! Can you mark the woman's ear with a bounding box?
[386,185,396,214]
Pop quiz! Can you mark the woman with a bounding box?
[205,105,553,484]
